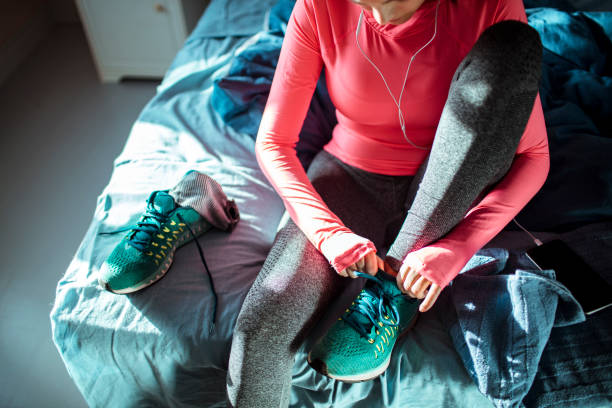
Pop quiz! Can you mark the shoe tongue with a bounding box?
[129,192,176,247]
[348,287,381,329]
[151,191,176,215]
[376,273,397,294]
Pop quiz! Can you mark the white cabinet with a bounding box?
[75,0,207,82]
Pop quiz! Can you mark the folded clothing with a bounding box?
[440,221,612,408]
[169,170,240,232]
[440,248,584,407]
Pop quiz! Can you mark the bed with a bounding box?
[50,0,612,407]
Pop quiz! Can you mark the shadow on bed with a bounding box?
[50,0,612,407]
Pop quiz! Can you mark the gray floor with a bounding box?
[0,24,159,407]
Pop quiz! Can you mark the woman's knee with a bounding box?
[454,20,542,92]
[234,223,333,336]
[439,20,543,158]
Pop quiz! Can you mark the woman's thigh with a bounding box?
[235,150,402,346]
[307,150,410,249]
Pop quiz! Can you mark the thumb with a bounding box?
[377,256,385,274]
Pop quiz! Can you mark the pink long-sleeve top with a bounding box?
[255,0,549,288]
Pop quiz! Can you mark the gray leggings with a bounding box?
[227,21,543,408]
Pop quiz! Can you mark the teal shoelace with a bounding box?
[99,190,217,332]
[128,191,174,251]
[343,272,400,341]
[178,211,218,334]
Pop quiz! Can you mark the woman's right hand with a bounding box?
[338,251,384,278]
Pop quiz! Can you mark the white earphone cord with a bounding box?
[513,218,543,246]
[355,0,441,150]
[356,6,543,247]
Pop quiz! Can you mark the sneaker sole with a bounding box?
[99,224,206,294]
[307,312,419,383]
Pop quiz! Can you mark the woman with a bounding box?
[227,0,548,406]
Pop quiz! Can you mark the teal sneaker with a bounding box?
[307,271,419,382]
[98,190,211,294]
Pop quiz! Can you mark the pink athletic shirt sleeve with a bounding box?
[255,0,549,286]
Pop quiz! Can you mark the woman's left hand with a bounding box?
[385,261,443,313]
[339,251,384,278]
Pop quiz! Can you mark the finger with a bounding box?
[411,276,430,299]
[356,257,365,272]
[376,256,385,275]
[339,263,356,278]
[347,264,358,279]
[396,264,409,294]
[419,284,442,312]
[396,264,409,289]
[399,266,419,296]
[364,253,378,276]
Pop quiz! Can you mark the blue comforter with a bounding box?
[211,0,335,170]
[50,2,612,407]
[209,6,612,406]
[518,9,612,231]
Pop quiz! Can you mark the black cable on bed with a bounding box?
[178,213,218,334]
[98,215,218,334]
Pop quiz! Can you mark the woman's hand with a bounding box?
[339,251,384,278]
[384,261,443,313]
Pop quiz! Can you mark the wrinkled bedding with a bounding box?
[50,1,612,407]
